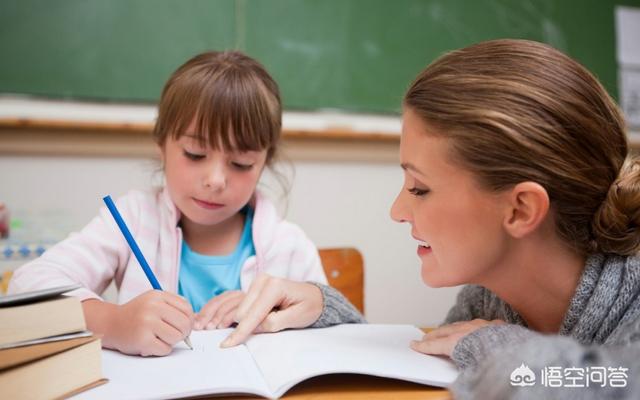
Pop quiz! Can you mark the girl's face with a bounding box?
[390,108,512,288]
[162,120,267,228]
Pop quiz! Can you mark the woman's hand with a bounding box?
[220,274,323,348]
[195,290,245,330]
[411,319,505,357]
[84,290,194,357]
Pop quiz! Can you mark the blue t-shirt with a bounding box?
[178,209,255,313]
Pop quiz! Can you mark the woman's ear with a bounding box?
[503,182,550,238]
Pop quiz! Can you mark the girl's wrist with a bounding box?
[82,299,121,350]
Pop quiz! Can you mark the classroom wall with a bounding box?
[0,154,461,327]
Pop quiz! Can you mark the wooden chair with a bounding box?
[318,247,364,313]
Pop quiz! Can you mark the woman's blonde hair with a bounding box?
[153,50,281,164]
[404,39,640,256]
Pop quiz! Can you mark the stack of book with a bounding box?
[0,285,104,400]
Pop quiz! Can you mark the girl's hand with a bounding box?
[195,290,245,330]
[220,274,323,348]
[98,290,194,357]
[411,319,505,357]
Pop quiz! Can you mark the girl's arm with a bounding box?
[8,196,135,300]
[450,319,640,399]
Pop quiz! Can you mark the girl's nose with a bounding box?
[203,163,226,191]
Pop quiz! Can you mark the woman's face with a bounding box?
[390,108,512,288]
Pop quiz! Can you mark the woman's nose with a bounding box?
[390,190,410,223]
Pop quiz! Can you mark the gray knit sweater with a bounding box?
[312,253,640,399]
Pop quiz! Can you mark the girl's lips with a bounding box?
[193,198,224,210]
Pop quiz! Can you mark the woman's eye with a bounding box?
[184,151,205,161]
[231,162,253,171]
[407,187,429,196]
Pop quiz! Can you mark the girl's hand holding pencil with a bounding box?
[108,291,194,356]
[83,292,194,356]
[101,195,195,355]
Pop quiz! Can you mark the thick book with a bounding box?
[0,331,94,368]
[0,284,86,347]
[76,324,458,399]
[0,335,105,400]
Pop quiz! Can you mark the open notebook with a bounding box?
[73,324,458,399]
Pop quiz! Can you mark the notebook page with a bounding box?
[246,324,459,398]
[73,329,271,400]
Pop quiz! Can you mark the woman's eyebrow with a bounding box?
[401,162,423,175]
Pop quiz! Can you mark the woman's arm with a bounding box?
[450,319,640,399]
[309,282,366,328]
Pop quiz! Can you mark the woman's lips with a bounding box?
[193,198,224,210]
[417,245,432,257]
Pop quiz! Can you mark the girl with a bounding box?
[8,51,327,357]
[222,40,640,399]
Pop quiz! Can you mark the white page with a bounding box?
[72,330,271,400]
[246,324,459,397]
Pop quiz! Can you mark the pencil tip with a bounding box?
[184,336,194,350]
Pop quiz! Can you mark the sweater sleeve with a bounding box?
[309,283,366,328]
[450,319,640,399]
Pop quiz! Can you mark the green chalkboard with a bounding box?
[1,0,639,113]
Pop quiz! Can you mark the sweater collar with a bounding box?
[559,253,640,343]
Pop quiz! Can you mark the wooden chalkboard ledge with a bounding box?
[1,98,638,161]
[0,117,401,162]
[0,95,406,162]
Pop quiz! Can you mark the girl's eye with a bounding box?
[184,151,205,161]
[231,162,253,171]
[407,187,429,196]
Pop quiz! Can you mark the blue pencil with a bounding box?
[103,195,193,350]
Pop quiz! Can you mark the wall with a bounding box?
[0,154,461,327]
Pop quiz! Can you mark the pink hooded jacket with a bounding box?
[9,188,327,303]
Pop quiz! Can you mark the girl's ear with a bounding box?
[157,142,165,163]
[502,182,550,238]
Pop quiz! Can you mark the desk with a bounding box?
[226,374,451,399]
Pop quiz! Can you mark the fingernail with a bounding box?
[206,322,215,330]
[220,337,233,348]
[194,322,202,330]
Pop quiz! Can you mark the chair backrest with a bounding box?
[318,247,364,313]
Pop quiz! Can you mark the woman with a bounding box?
[222,39,640,398]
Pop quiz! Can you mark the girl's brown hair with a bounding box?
[153,50,281,164]
[404,39,640,256]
